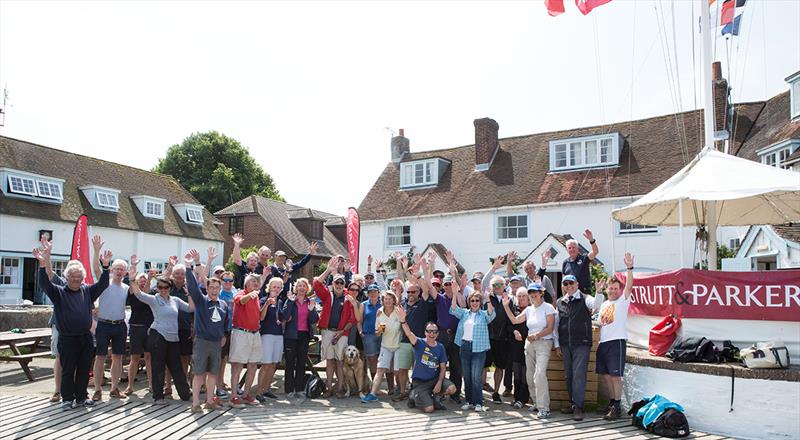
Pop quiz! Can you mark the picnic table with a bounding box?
[0,327,52,381]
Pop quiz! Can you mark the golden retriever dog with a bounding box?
[342,345,371,397]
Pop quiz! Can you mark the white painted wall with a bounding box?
[360,198,744,276]
[0,214,223,304]
[623,363,800,440]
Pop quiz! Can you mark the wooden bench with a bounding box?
[0,327,53,381]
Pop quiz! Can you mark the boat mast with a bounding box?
[700,0,719,270]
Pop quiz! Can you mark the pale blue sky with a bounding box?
[1,0,798,216]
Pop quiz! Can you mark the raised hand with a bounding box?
[595,278,607,293]
[514,330,523,342]
[541,250,552,268]
[286,259,294,272]
[232,233,244,245]
[130,255,140,268]
[491,255,504,270]
[399,255,408,268]
[207,246,219,262]
[100,250,113,267]
[395,305,406,321]
[184,251,194,266]
[583,229,594,242]
[624,252,634,269]
[91,234,104,252]
[374,258,383,269]
[168,255,178,267]
[427,252,437,265]
[32,247,47,263]
[444,250,455,266]
[367,254,373,265]
[507,250,518,262]
[307,301,315,311]
[309,241,319,255]
[501,294,511,307]
[343,259,352,273]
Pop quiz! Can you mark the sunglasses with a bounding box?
[348,288,360,292]
[407,289,419,294]
[443,282,452,286]
[222,278,234,283]
[334,280,345,285]
[432,283,441,287]
[469,299,481,303]
[157,285,170,290]
[492,283,504,288]
[365,275,374,279]
[562,281,575,286]
[425,329,439,334]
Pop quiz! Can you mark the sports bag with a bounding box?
[648,408,690,438]
[666,336,720,363]
[649,315,681,356]
[740,341,790,369]
[304,369,327,398]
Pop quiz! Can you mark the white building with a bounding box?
[357,70,800,284]
[0,136,225,304]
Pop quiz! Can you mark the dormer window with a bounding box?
[173,203,205,225]
[131,195,166,220]
[0,168,64,204]
[549,133,622,172]
[787,71,800,120]
[399,158,450,189]
[80,185,121,212]
[757,139,799,169]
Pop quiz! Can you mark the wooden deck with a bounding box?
[0,394,735,440]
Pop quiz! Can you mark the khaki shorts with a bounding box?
[396,342,414,370]
[229,329,261,364]
[320,329,348,361]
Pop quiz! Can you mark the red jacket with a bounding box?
[313,279,356,336]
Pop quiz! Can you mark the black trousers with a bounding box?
[512,361,530,404]
[58,333,94,402]
[437,331,462,396]
[504,352,514,390]
[283,331,310,393]
[147,330,191,401]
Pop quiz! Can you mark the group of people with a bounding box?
[38,228,636,422]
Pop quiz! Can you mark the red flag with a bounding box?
[575,0,612,15]
[70,214,93,283]
[720,0,734,25]
[545,0,565,16]
[346,207,360,274]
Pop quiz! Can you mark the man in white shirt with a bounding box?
[596,253,634,421]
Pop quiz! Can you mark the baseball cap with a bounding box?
[431,277,442,285]
[527,282,545,292]
[509,275,522,283]
[333,274,346,282]
[471,272,483,282]
[442,275,455,283]
[274,250,287,257]
[562,275,577,283]
[364,272,375,278]
[212,265,225,274]
[367,283,380,292]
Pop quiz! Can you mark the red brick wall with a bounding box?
[217,214,278,262]
[474,117,499,167]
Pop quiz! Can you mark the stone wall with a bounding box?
[0,307,52,332]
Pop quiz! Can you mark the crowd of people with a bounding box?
[36,229,636,421]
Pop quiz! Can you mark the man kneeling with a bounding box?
[396,307,455,413]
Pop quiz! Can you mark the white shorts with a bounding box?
[377,345,401,371]
[229,329,261,364]
[260,334,284,364]
[320,329,348,361]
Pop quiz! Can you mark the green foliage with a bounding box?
[314,262,327,277]
[488,256,525,275]
[695,244,738,270]
[225,245,258,274]
[590,262,610,296]
[153,131,284,213]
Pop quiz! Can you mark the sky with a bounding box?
[1,0,798,217]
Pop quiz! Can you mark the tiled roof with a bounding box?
[734,92,800,160]
[772,224,800,244]
[0,136,224,241]
[215,195,347,258]
[359,103,764,221]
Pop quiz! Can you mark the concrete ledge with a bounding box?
[0,307,52,332]
[627,346,800,382]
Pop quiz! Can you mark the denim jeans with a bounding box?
[460,341,487,406]
[562,344,590,409]
[437,331,462,397]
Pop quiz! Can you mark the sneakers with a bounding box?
[286,392,296,399]
[92,390,102,401]
[512,401,524,409]
[255,394,268,404]
[491,392,502,404]
[482,383,494,392]
[573,408,584,421]
[61,400,74,410]
[262,391,278,399]
[361,393,378,403]
[528,406,539,413]
[215,389,229,399]
[603,406,621,421]
[242,394,258,405]
[191,404,203,413]
[460,403,474,410]
[406,398,416,409]
[391,391,408,402]
[474,404,486,412]
[228,396,244,408]
[538,409,551,419]
[82,399,96,407]
[109,388,122,398]
[50,392,61,403]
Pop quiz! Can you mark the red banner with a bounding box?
[346,207,360,274]
[70,214,93,284]
[617,269,800,322]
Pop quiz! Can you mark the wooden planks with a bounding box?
[0,394,734,440]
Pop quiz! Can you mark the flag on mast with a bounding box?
[721,0,746,36]
[575,0,612,15]
[545,0,565,16]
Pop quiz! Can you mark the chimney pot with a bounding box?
[712,61,722,81]
[399,128,404,137]
[390,130,410,163]
[712,62,730,149]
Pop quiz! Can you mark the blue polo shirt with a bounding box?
[412,339,447,381]
[562,253,592,293]
[361,299,381,334]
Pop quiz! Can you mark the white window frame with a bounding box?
[549,133,621,172]
[495,213,530,242]
[386,224,412,248]
[0,257,22,287]
[96,191,120,210]
[146,200,163,218]
[186,208,204,224]
[2,169,64,203]
[131,195,167,220]
[144,261,169,272]
[617,221,659,236]
[400,159,438,188]
[789,73,800,121]
[757,139,799,169]
[51,259,70,278]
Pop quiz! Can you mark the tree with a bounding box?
[153,131,283,213]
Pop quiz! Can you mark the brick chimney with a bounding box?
[390,128,410,163]
[474,118,499,172]
[712,61,730,149]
